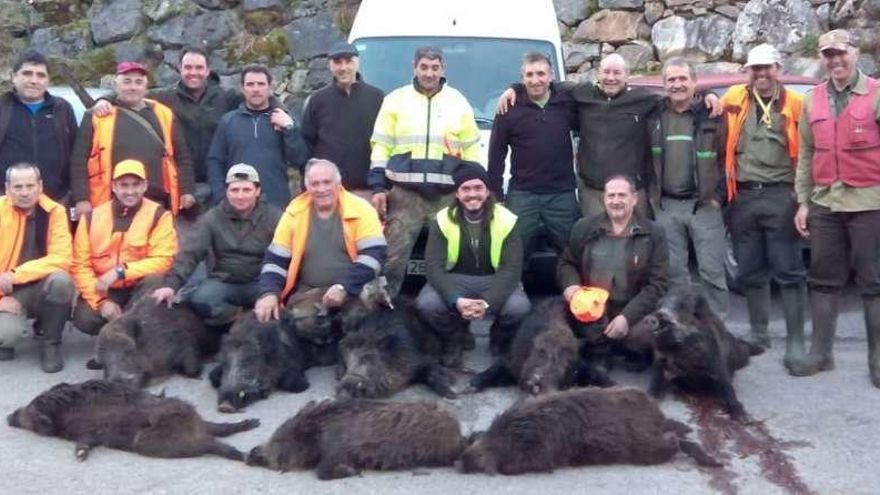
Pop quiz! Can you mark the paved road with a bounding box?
[1,289,878,495]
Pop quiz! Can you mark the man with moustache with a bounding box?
[255,159,386,322]
[368,46,481,297]
[417,163,529,363]
[499,54,721,220]
[70,61,196,217]
[207,64,309,209]
[71,160,177,336]
[646,58,728,316]
[559,175,669,370]
[791,30,880,387]
[300,42,384,199]
[720,44,807,370]
[151,164,281,326]
[488,51,579,259]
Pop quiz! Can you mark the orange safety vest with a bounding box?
[721,84,802,202]
[87,199,162,290]
[86,99,181,214]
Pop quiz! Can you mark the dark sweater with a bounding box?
[424,211,524,310]
[150,74,242,183]
[70,102,195,203]
[163,198,281,289]
[300,76,384,190]
[207,104,309,208]
[0,91,77,200]
[488,83,577,197]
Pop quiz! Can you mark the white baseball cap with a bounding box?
[743,44,781,68]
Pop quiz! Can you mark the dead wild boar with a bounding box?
[209,313,310,413]
[649,291,764,421]
[336,303,454,399]
[94,297,215,387]
[7,380,259,461]
[469,297,613,395]
[246,398,464,479]
[458,387,720,475]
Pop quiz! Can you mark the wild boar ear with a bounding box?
[31,411,56,435]
[313,302,329,317]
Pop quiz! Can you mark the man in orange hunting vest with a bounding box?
[70,160,177,336]
[69,61,196,217]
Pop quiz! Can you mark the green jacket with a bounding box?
[558,214,669,324]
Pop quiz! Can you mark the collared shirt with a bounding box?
[796,71,880,211]
[736,90,794,183]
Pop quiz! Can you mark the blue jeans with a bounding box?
[187,278,260,319]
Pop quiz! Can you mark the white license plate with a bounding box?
[406,260,426,275]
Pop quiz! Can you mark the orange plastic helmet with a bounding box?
[569,286,610,323]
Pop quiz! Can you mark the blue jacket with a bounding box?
[207,103,309,208]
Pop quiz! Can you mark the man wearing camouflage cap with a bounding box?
[791,30,880,388]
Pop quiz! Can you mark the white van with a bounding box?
[348,0,565,168]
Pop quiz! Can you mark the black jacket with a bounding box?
[558,213,668,325]
[164,198,282,289]
[567,82,661,190]
[0,90,77,200]
[300,75,384,190]
[150,73,242,183]
[207,103,309,208]
[488,83,577,197]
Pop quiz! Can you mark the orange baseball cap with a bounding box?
[112,159,147,180]
[569,286,610,323]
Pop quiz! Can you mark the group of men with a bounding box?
[0,28,878,389]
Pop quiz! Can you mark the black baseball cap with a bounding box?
[328,42,359,59]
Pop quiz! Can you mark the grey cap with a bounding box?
[328,42,359,59]
[226,163,260,184]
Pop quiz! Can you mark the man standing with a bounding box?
[417,163,530,365]
[70,61,196,217]
[0,163,74,372]
[71,160,177,336]
[94,47,242,207]
[151,164,281,326]
[720,44,807,370]
[207,64,309,209]
[300,42,384,199]
[499,53,721,220]
[369,46,481,296]
[791,30,880,387]
[488,51,579,259]
[647,58,728,315]
[0,50,77,202]
[255,159,386,322]
[559,175,669,369]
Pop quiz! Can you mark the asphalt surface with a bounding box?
[1,288,878,495]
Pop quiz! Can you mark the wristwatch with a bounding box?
[115,266,125,281]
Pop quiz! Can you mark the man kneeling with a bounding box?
[152,164,281,326]
[417,163,531,367]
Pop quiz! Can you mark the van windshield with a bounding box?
[352,37,559,128]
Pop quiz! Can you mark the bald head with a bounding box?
[599,54,628,96]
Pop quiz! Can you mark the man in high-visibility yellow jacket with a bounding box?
[368,46,481,296]
[416,163,529,366]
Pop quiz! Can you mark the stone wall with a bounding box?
[1,0,879,108]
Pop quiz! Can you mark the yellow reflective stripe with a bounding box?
[386,170,454,185]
